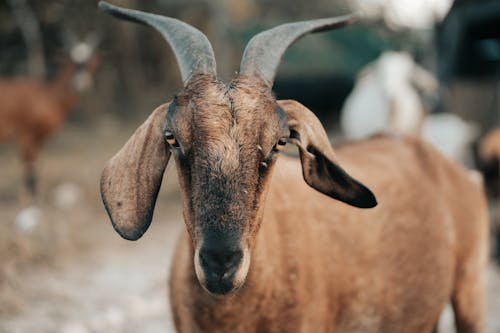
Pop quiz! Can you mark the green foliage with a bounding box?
[323,23,396,74]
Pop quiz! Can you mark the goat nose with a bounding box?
[199,248,243,275]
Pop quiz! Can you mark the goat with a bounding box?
[340,51,438,140]
[476,128,500,195]
[0,41,99,197]
[476,127,500,262]
[99,2,488,332]
[340,51,479,164]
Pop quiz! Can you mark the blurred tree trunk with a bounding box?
[6,0,46,79]
[208,0,232,80]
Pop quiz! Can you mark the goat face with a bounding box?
[99,2,376,296]
[165,75,288,294]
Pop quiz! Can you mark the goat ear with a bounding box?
[278,100,377,208]
[100,103,171,240]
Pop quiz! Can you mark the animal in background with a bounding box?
[99,2,488,332]
[340,51,437,139]
[475,127,500,262]
[340,51,478,164]
[0,36,99,198]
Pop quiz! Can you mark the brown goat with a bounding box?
[0,51,98,196]
[99,2,488,332]
[477,128,500,191]
[476,127,500,261]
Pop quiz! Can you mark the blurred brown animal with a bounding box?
[0,49,98,196]
[99,2,489,332]
[476,127,500,262]
[476,128,500,193]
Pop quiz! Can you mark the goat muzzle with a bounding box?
[194,246,251,295]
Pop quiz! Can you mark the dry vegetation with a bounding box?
[0,120,113,315]
[0,117,178,317]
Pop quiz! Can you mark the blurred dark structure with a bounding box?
[437,0,500,82]
[436,0,500,130]
[442,0,500,264]
[274,75,354,126]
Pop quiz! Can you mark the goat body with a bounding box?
[170,130,488,333]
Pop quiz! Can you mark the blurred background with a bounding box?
[0,0,499,332]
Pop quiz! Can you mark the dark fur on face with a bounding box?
[166,74,289,251]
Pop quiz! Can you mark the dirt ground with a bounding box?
[0,119,499,333]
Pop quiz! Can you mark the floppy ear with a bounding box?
[278,100,377,208]
[100,103,171,240]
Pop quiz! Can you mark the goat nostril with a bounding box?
[226,251,242,265]
[200,249,243,273]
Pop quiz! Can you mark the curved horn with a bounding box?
[239,13,359,87]
[99,1,216,84]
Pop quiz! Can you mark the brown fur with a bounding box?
[0,56,98,195]
[101,73,487,332]
[170,75,289,253]
[170,131,488,333]
[477,128,500,209]
[478,128,500,165]
[477,128,500,260]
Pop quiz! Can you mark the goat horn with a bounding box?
[99,1,216,85]
[239,13,359,87]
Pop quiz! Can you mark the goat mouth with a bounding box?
[194,248,251,296]
[203,274,239,295]
[198,265,248,296]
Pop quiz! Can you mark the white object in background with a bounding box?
[341,51,437,140]
[60,322,90,333]
[53,182,82,210]
[15,205,42,233]
[422,113,479,163]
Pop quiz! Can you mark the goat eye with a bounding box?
[272,137,287,152]
[164,130,179,148]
